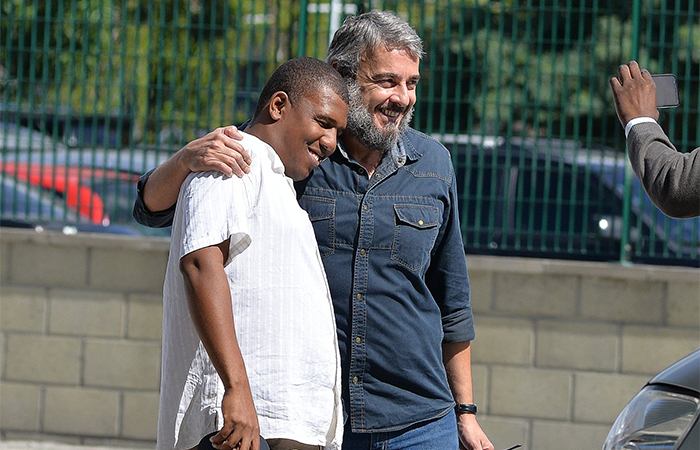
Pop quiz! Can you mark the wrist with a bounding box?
[625,116,658,137]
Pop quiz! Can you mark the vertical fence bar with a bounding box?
[298,0,308,56]
[619,0,641,264]
[1,0,697,266]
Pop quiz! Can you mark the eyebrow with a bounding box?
[371,72,421,82]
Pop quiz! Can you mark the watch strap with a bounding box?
[455,403,477,415]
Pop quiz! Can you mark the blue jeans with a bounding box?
[341,410,459,450]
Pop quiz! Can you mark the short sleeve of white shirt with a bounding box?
[178,171,254,265]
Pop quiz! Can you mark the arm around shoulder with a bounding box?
[132,126,251,227]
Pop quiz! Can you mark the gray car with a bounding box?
[602,348,700,449]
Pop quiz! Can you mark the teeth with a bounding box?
[309,150,320,162]
[381,108,401,118]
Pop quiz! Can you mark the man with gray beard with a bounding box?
[134,11,492,450]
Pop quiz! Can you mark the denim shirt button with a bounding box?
[352,376,359,383]
[355,337,362,343]
[358,168,365,175]
[363,204,369,211]
[359,249,366,255]
[356,294,362,300]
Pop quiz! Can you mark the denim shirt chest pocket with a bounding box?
[299,195,336,257]
[391,203,440,271]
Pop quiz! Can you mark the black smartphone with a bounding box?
[197,432,270,450]
[652,74,680,108]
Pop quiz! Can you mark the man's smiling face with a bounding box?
[346,46,420,153]
[274,86,347,181]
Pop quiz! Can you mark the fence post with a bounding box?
[619,0,642,265]
[298,0,309,56]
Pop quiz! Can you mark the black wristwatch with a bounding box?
[455,403,478,415]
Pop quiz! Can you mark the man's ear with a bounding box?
[268,91,289,121]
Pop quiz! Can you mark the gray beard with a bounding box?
[345,80,414,153]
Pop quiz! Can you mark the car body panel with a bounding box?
[649,349,700,394]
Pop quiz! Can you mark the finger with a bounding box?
[221,125,244,140]
[225,139,252,166]
[212,436,239,450]
[213,146,250,176]
[617,63,632,83]
[220,429,244,450]
[229,149,252,173]
[628,60,641,77]
[209,160,237,178]
[210,427,232,447]
[609,76,621,92]
[236,435,257,450]
[215,134,252,167]
[640,67,653,82]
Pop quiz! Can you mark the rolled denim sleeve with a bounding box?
[132,169,177,228]
[427,166,475,343]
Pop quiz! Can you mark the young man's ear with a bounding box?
[268,91,290,121]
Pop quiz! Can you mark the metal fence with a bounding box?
[1,0,698,266]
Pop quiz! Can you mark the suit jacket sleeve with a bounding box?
[627,122,700,218]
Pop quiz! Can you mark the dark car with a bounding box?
[441,135,700,267]
[602,348,700,449]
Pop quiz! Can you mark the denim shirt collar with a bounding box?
[336,134,420,181]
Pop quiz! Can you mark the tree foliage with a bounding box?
[1,0,698,150]
[412,0,699,149]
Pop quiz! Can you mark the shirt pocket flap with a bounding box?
[393,204,439,229]
[304,196,335,221]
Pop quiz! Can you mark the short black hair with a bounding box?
[254,57,349,116]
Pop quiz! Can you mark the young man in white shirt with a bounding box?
[158,57,348,450]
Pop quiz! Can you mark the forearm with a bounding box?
[443,340,474,403]
[143,151,193,213]
[628,122,700,218]
[140,125,251,214]
[444,340,493,450]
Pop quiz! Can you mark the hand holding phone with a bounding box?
[652,74,680,108]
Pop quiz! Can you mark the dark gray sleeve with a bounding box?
[627,122,700,218]
[132,169,177,228]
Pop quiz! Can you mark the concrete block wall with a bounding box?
[1,228,698,450]
[0,229,167,447]
[468,258,700,450]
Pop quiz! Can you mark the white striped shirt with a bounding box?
[157,132,342,450]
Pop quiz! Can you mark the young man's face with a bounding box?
[276,86,348,181]
[346,46,420,152]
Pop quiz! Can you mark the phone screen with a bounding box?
[652,74,680,108]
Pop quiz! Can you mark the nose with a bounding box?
[390,83,411,107]
[319,129,337,157]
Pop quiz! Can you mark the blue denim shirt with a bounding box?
[132,127,475,432]
[297,128,474,432]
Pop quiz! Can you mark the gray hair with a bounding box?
[326,10,424,79]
